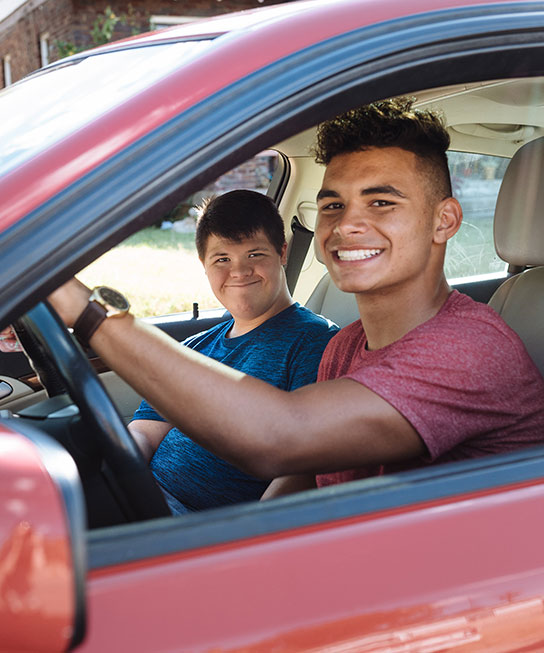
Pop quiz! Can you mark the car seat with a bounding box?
[304,272,359,328]
[488,136,544,376]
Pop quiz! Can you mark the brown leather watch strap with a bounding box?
[73,300,107,348]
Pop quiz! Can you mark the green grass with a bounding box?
[444,218,506,280]
[77,227,220,318]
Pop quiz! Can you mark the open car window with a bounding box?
[445,151,509,283]
[77,151,281,318]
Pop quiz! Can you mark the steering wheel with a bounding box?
[14,301,171,522]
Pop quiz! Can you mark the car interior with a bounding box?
[1,74,544,529]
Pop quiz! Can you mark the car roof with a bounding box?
[0,0,512,234]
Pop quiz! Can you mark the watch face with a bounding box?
[98,286,130,311]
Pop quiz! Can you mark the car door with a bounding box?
[76,5,544,651]
[3,1,544,651]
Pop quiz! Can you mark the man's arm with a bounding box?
[48,280,425,479]
[128,419,172,462]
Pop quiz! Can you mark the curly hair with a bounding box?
[195,189,285,259]
[314,98,452,199]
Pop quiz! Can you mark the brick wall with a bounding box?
[0,0,291,85]
[0,0,76,85]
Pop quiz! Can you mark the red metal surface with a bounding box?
[0,0,516,233]
[0,425,75,652]
[79,480,544,652]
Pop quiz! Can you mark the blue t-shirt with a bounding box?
[132,302,338,513]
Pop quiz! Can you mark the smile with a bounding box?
[336,249,383,261]
[225,280,261,287]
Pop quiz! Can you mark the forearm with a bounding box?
[48,280,425,479]
[128,424,156,462]
[96,316,423,477]
[127,419,172,462]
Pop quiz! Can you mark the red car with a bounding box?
[2,0,544,650]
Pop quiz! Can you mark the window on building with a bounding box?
[150,15,205,29]
[40,33,49,67]
[3,55,11,87]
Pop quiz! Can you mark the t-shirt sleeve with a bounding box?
[131,398,167,422]
[345,318,540,460]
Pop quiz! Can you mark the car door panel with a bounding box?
[80,467,544,652]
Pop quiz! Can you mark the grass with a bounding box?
[444,216,506,280]
[77,227,220,318]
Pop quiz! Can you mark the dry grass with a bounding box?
[76,228,220,317]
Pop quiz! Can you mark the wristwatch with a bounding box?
[73,286,130,348]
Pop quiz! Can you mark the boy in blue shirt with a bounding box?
[129,190,338,513]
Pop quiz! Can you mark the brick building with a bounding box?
[0,0,290,86]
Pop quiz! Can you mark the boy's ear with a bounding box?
[434,197,463,244]
[280,241,288,265]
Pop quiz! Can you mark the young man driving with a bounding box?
[127,189,338,512]
[48,98,544,499]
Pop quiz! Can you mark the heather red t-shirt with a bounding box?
[316,290,544,488]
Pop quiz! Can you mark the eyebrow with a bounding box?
[207,246,270,258]
[316,184,407,201]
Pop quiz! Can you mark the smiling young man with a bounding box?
[127,190,338,513]
[48,99,544,501]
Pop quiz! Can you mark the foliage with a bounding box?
[55,40,82,58]
[54,4,146,61]
[91,6,120,46]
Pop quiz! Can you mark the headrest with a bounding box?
[494,136,544,266]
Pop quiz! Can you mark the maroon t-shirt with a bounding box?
[316,290,544,487]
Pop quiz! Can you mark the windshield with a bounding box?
[0,41,212,178]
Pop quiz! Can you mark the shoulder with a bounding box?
[424,291,527,357]
[183,318,232,349]
[263,303,339,342]
[387,291,538,384]
[288,303,340,335]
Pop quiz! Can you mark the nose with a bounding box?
[333,202,370,237]
[229,258,252,278]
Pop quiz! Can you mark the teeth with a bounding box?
[337,249,382,261]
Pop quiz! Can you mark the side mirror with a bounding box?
[0,418,86,652]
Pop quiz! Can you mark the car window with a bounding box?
[77,151,281,317]
[445,151,509,283]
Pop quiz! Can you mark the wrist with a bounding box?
[72,286,130,348]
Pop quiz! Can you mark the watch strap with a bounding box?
[73,300,107,348]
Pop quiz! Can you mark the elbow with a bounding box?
[241,435,302,479]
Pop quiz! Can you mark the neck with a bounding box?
[356,275,451,350]
[228,294,294,338]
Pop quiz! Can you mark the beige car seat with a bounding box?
[488,136,544,375]
[305,272,359,328]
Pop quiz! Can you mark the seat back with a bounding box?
[305,273,359,328]
[489,136,544,375]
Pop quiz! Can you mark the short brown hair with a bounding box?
[195,190,286,259]
[314,97,452,200]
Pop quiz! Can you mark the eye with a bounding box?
[371,199,395,207]
[248,252,264,258]
[215,257,230,263]
[320,201,344,211]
